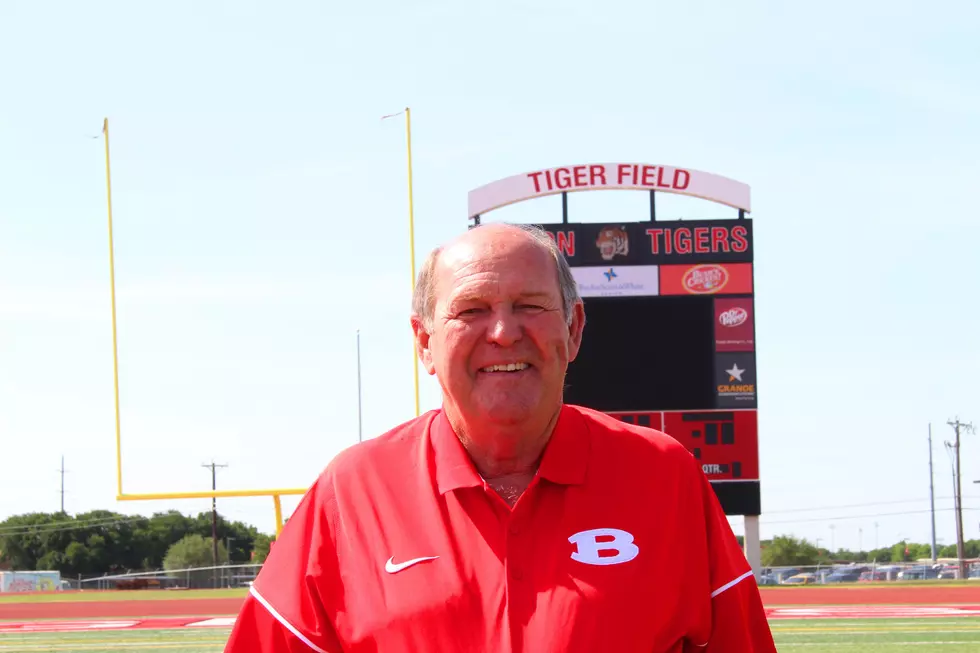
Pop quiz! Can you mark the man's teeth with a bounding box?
[480,363,530,373]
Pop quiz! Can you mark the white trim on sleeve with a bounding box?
[710,570,755,599]
[249,585,332,653]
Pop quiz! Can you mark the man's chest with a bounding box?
[327,483,694,652]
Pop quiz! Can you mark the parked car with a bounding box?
[824,566,868,583]
[781,573,817,585]
[897,565,942,580]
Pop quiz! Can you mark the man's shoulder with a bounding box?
[319,411,436,481]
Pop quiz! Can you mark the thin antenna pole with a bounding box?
[59,455,66,513]
[928,424,937,561]
[357,330,363,443]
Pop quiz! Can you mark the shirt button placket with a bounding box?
[508,518,523,581]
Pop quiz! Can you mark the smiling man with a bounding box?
[224,223,776,652]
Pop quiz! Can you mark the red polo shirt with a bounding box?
[225,405,775,652]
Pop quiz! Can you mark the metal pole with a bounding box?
[102,118,124,498]
[60,455,65,513]
[211,463,218,588]
[948,418,974,580]
[357,330,363,443]
[928,424,937,561]
[405,108,420,418]
[202,461,227,588]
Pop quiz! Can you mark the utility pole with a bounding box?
[202,460,228,588]
[928,424,938,562]
[948,417,974,581]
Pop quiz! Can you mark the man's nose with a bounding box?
[487,307,522,346]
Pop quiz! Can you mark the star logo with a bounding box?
[726,364,744,382]
[603,268,617,281]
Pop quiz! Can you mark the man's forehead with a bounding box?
[433,230,559,301]
[438,227,550,268]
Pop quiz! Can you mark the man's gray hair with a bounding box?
[412,223,582,330]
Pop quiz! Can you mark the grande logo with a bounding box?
[718,306,748,327]
[683,264,729,294]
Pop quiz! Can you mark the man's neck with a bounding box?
[446,405,562,481]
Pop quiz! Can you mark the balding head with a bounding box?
[412,223,581,331]
[409,221,587,449]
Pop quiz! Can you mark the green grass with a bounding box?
[0,628,231,652]
[0,589,246,604]
[770,617,980,651]
[0,619,978,652]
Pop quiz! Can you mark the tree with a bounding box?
[761,536,820,567]
[164,534,229,587]
[252,533,275,564]
[163,534,228,570]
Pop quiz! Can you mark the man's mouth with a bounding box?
[479,362,531,373]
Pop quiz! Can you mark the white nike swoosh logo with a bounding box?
[385,555,439,573]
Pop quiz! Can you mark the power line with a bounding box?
[0,516,148,536]
[763,496,968,514]
[761,506,978,526]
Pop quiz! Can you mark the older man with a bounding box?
[225,223,777,652]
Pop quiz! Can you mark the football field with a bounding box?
[3,587,980,651]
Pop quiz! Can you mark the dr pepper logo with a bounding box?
[718,307,748,328]
[682,264,728,294]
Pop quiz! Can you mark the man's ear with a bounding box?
[566,301,586,363]
[411,314,437,375]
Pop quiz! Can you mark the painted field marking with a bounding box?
[768,605,980,619]
[186,617,236,627]
[0,620,139,633]
[0,617,235,634]
[0,644,225,652]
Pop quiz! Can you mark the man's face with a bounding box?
[413,229,585,427]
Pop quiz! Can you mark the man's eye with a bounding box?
[458,308,484,316]
[517,304,544,311]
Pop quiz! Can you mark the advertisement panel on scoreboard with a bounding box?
[535,221,753,266]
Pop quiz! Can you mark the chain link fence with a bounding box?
[63,563,263,591]
[760,559,980,585]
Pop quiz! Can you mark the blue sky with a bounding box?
[1,0,978,553]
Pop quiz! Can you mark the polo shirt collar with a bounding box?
[430,404,590,495]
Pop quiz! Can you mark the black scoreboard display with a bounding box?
[466,163,760,516]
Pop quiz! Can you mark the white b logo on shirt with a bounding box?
[568,528,639,566]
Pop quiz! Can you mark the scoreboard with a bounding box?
[467,163,760,516]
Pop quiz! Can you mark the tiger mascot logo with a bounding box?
[596,226,629,261]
